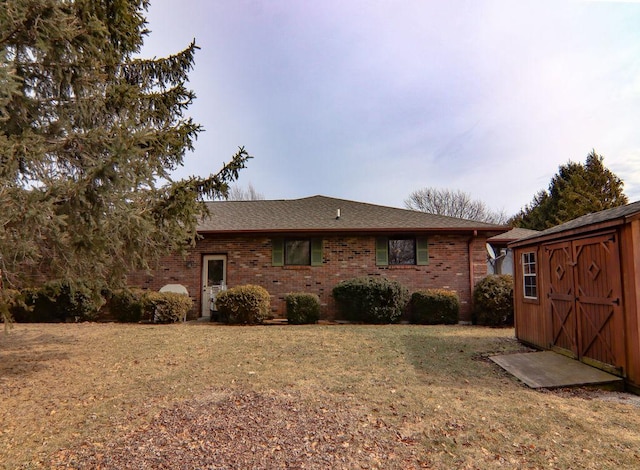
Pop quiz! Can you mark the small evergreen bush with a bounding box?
[0,289,25,330]
[110,288,146,323]
[50,281,104,322]
[410,289,459,324]
[14,281,104,322]
[31,284,65,322]
[143,291,193,323]
[9,288,40,322]
[473,274,514,327]
[285,293,321,324]
[332,276,409,324]
[215,285,270,325]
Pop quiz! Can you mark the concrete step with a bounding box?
[490,351,624,390]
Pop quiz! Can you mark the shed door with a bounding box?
[573,234,624,374]
[545,233,625,375]
[547,242,578,357]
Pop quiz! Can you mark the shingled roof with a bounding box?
[488,227,539,243]
[510,200,640,247]
[197,195,509,234]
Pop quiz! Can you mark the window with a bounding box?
[522,252,537,299]
[285,239,310,265]
[376,237,428,266]
[272,238,323,266]
[389,238,416,265]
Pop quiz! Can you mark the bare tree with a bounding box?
[404,188,507,224]
[227,183,265,201]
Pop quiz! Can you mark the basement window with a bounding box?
[522,252,537,299]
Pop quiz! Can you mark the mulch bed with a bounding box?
[52,390,426,469]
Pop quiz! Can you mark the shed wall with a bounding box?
[513,221,640,391]
[513,246,548,347]
[620,220,640,390]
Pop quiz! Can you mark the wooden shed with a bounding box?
[510,201,640,393]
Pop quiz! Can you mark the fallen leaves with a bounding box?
[52,389,422,469]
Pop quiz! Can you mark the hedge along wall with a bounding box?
[127,233,490,321]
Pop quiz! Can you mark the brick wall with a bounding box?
[128,233,490,322]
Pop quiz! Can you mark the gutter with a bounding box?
[463,230,479,325]
[196,227,507,236]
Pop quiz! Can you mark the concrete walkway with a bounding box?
[490,351,624,390]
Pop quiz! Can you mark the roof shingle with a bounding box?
[488,227,539,243]
[197,195,508,234]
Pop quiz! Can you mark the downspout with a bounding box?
[465,230,478,325]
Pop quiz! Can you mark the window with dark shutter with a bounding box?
[272,238,323,266]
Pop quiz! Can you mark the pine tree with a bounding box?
[0,0,250,292]
[510,151,627,230]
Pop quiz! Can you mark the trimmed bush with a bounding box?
[473,274,514,327]
[110,288,146,323]
[332,276,409,324]
[285,293,321,324]
[410,289,459,324]
[143,291,193,323]
[215,285,270,325]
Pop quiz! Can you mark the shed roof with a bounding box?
[197,195,509,234]
[488,227,539,243]
[510,200,640,247]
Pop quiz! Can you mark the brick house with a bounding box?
[129,195,508,322]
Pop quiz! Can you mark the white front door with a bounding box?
[201,255,227,317]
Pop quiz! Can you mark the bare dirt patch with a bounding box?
[544,387,640,408]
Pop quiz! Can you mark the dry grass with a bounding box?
[1,323,639,469]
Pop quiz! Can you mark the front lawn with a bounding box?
[1,323,638,468]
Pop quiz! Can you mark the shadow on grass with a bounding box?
[0,331,72,377]
[399,326,526,382]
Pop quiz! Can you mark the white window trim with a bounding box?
[522,252,537,299]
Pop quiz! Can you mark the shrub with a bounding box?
[215,285,270,325]
[110,288,146,323]
[473,274,514,327]
[49,281,104,322]
[0,289,25,330]
[285,293,321,324]
[31,284,65,322]
[332,276,409,324]
[13,281,104,322]
[410,289,459,324]
[143,291,193,323]
[9,288,40,322]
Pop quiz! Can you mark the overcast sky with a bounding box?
[141,0,640,216]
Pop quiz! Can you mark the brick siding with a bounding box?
[128,233,490,322]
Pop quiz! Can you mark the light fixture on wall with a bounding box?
[186,260,195,269]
